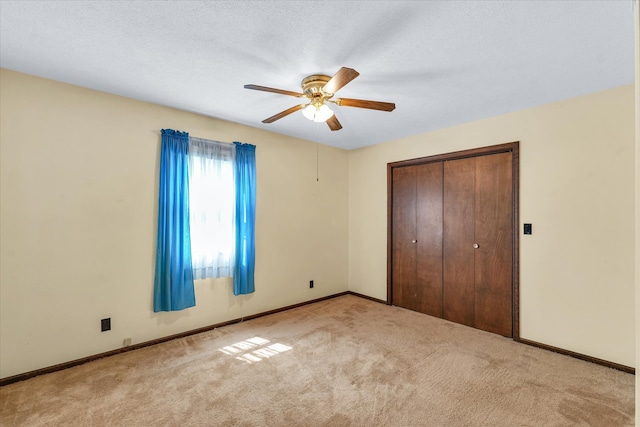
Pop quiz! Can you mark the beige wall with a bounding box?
[348,85,636,368]
[633,0,639,420]
[0,69,349,378]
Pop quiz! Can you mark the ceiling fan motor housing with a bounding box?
[301,75,333,102]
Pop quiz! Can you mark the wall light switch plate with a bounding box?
[524,223,532,235]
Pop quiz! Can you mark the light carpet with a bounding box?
[0,295,634,426]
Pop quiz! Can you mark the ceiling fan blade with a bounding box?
[323,67,360,94]
[244,84,303,98]
[262,104,304,123]
[326,115,342,131]
[335,98,396,112]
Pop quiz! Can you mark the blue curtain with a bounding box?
[233,142,256,295]
[153,129,196,311]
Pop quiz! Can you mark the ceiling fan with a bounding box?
[244,67,395,131]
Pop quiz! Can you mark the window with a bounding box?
[188,137,235,280]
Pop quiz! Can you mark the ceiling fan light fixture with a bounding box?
[301,104,316,121]
[302,103,334,122]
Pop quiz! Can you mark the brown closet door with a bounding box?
[474,152,513,337]
[391,166,417,311]
[389,143,517,338]
[391,163,443,317]
[415,162,443,317]
[443,158,476,328]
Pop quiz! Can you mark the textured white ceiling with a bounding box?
[0,1,635,150]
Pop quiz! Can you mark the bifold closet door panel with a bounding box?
[443,158,476,328]
[391,163,444,316]
[391,166,417,311]
[415,162,443,318]
[474,152,513,337]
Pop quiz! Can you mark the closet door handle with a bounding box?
[412,239,417,244]
[473,243,479,249]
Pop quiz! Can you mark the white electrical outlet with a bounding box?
[123,338,132,346]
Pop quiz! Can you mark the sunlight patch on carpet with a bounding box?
[218,337,292,364]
